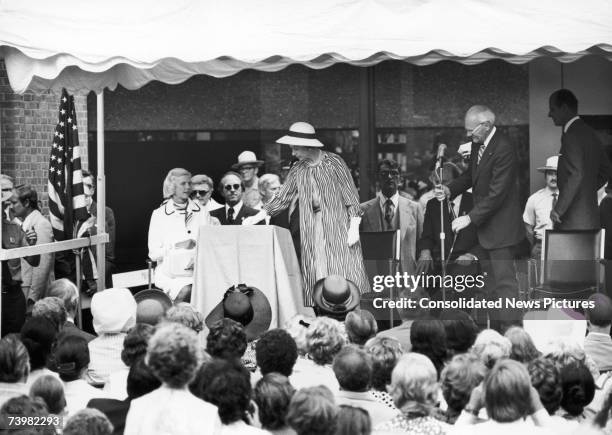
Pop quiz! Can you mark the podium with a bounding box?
[192,226,314,329]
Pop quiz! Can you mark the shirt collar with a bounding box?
[378,191,399,210]
[226,201,243,215]
[564,116,580,133]
[482,126,496,148]
[163,198,201,215]
[544,186,559,195]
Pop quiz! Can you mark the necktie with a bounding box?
[227,207,235,224]
[477,144,486,164]
[449,200,457,220]
[384,199,394,227]
[552,193,558,210]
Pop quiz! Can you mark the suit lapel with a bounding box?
[398,198,410,239]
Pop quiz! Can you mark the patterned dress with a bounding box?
[264,151,369,305]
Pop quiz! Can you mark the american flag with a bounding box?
[47,88,89,241]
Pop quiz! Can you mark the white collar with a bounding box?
[225,201,243,215]
[544,186,559,195]
[163,198,201,216]
[564,116,580,133]
[482,126,497,148]
[21,209,41,231]
[378,191,399,210]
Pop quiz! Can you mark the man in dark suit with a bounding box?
[417,162,482,274]
[438,105,524,329]
[210,171,262,225]
[548,89,612,230]
[360,159,423,275]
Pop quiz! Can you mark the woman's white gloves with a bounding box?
[347,217,361,247]
[242,210,267,225]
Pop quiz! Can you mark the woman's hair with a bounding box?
[527,356,562,415]
[164,303,204,333]
[162,168,191,199]
[258,173,281,196]
[287,386,338,435]
[504,327,540,363]
[410,319,447,377]
[20,317,57,371]
[205,318,247,360]
[471,329,511,370]
[255,329,298,377]
[388,353,438,410]
[439,309,478,355]
[335,405,371,435]
[364,336,403,391]
[284,315,315,355]
[121,323,154,367]
[254,373,295,431]
[559,361,595,417]
[542,338,599,379]
[195,358,252,425]
[64,408,114,435]
[441,353,486,414]
[47,279,80,316]
[51,335,90,382]
[30,375,66,415]
[484,359,532,423]
[0,334,31,383]
[345,310,377,346]
[306,317,347,365]
[0,395,53,435]
[31,297,67,333]
[126,357,162,400]
[146,322,202,388]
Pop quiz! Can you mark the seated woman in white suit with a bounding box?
[148,168,219,302]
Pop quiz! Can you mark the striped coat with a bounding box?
[264,151,369,305]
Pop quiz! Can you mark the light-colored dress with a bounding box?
[148,198,218,300]
[263,152,369,304]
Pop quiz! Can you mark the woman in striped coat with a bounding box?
[244,122,369,305]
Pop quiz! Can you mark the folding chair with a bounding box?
[529,229,605,301]
[359,230,401,328]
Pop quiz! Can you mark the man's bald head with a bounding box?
[465,105,496,144]
[332,345,373,392]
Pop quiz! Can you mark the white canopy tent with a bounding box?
[0,0,611,332]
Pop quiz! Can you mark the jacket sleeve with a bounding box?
[468,138,517,226]
[147,209,166,262]
[28,217,54,301]
[598,145,612,190]
[105,207,116,262]
[417,200,436,253]
[331,154,362,218]
[555,131,584,217]
[448,157,474,199]
[263,165,298,217]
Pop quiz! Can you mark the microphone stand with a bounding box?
[434,158,447,302]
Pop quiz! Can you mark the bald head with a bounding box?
[465,105,496,144]
[332,345,372,392]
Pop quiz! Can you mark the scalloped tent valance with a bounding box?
[1,0,611,94]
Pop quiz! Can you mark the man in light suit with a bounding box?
[548,89,612,230]
[10,185,54,306]
[360,159,423,275]
[438,105,524,330]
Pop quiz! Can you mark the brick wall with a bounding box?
[0,60,88,214]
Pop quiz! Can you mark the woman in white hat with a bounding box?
[243,122,369,304]
[148,168,218,302]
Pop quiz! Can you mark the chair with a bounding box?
[359,230,401,328]
[529,229,605,300]
[111,259,156,290]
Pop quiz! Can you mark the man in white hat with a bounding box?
[523,155,559,260]
[232,150,264,209]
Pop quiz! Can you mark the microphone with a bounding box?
[436,143,447,160]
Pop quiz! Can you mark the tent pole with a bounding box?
[96,92,106,291]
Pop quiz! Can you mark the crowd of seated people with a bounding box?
[0,275,610,434]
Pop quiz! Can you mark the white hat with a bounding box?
[91,288,137,334]
[457,142,472,157]
[276,122,324,148]
[231,151,264,170]
[537,155,558,172]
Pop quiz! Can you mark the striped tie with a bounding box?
[477,144,486,164]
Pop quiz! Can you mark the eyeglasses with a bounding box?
[190,189,211,197]
[1,188,12,192]
[379,170,400,178]
[224,184,241,191]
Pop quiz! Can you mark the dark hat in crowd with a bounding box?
[586,293,612,326]
[205,284,272,341]
[134,289,173,326]
[313,275,360,317]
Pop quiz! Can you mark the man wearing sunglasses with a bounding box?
[360,159,423,275]
[190,174,222,213]
[210,172,262,225]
